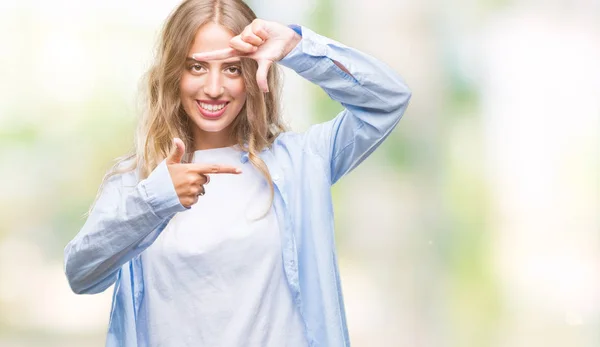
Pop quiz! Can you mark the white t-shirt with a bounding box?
[141,146,306,347]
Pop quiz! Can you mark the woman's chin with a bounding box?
[194,118,231,133]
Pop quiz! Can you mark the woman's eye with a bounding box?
[226,66,241,75]
[190,64,204,73]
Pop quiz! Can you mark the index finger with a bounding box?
[187,163,242,174]
[192,48,240,61]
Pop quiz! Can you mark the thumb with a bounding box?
[256,59,272,93]
[166,138,185,164]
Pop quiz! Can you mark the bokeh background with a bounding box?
[0,0,598,346]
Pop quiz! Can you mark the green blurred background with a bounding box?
[0,0,598,346]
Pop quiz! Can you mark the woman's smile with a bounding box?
[196,100,229,119]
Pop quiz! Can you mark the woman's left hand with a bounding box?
[192,19,301,93]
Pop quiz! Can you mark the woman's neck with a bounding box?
[193,129,235,150]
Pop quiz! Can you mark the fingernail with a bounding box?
[236,168,242,173]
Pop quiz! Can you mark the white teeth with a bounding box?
[199,102,226,112]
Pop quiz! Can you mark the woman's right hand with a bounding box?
[166,138,242,208]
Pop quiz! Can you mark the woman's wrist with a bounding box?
[281,28,302,60]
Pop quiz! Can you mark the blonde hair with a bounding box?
[96,0,286,209]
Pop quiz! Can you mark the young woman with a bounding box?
[64,0,411,346]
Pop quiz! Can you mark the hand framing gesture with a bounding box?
[192,19,301,93]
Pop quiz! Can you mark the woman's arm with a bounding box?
[64,160,185,294]
[279,26,412,184]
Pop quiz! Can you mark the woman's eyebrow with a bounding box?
[185,57,241,64]
[186,57,204,63]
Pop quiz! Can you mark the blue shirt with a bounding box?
[64,25,411,347]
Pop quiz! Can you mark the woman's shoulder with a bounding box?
[102,155,140,188]
[275,122,332,156]
[275,129,303,143]
[272,128,328,161]
[273,130,311,152]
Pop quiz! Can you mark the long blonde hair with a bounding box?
[98,0,286,207]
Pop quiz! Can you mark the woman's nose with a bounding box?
[203,70,224,97]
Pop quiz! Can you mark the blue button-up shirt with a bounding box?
[64,25,411,347]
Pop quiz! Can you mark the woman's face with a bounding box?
[180,22,247,144]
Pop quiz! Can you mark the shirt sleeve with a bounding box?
[278,25,412,185]
[63,159,187,294]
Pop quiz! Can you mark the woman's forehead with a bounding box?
[188,22,234,55]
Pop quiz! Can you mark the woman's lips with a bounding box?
[196,101,228,119]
